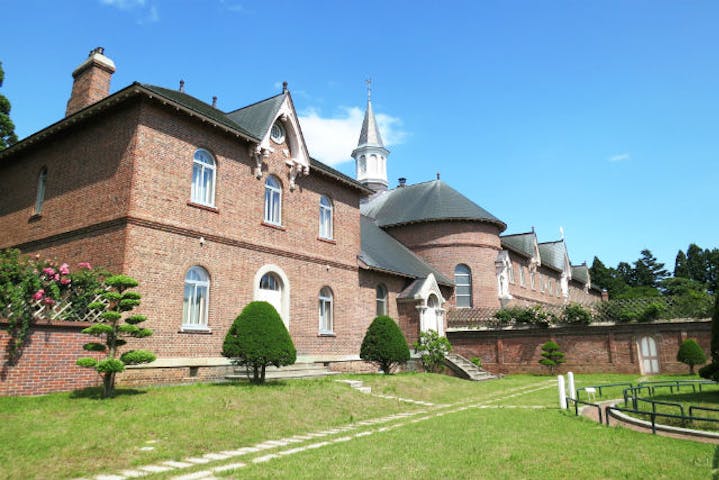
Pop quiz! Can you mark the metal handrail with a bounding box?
[566,397,602,423]
[605,405,719,434]
[576,382,633,400]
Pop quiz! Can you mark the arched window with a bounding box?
[182,266,210,329]
[264,175,282,225]
[358,155,367,175]
[454,264,472,308]
[318,286,333,334]
[319,195,333,239]
[191,149,216,206]
[34,167,48,214]
[376,284,388,316]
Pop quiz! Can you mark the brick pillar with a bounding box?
[66,47,116,116]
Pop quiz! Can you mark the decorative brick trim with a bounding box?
[408,242,502,251]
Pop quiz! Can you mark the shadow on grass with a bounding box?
[69,387,148,399]
[211,380,291,388]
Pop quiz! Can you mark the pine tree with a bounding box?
[538,340,565,374]
[674,250,689,278]
[677,339,707,374]
[0,61,19,150]
[686,243,707,284]
[633,249,668,288]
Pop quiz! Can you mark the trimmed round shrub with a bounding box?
[562,303,592,326]
[222,301,296,384]
[360,316,410,374]
[538,340,565,374]
[677,339,707,374]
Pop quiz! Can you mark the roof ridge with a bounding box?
[225,92,286,114]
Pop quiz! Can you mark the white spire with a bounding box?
[352,79,389,192]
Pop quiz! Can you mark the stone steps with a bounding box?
[225,362,336,381]
[444,353,498,381]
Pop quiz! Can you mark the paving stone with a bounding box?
[252,454,279,464]
[119,470,147,478]
[140,465,172,473]
[202,453,231,461]
[95,475,126,480]
[163,461,194,468]
[184,457,212,465]
[213,462,246,472]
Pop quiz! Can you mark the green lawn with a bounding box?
[0,373,714,479]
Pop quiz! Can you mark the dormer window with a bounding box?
[270,121,285,144]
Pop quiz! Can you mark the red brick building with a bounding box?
[0,49,601,391]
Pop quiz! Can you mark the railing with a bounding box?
[566,397,602,423]
[605,405,719,435]
[576,382,633,401]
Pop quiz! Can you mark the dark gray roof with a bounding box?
[361,180,506,230]
[356,98,384,148]
[141,84,258,139]
[538,240,569,272]
[310,158,372,193]
[571,264,590,284]
[501,232,537,258]
[225,93,286,140]
[360,215,453,286]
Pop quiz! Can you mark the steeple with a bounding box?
[352,79,389,192]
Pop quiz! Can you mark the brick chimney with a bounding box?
[65,47,116,116]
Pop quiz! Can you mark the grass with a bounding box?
[0,373,714,479]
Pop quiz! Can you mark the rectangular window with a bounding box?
[519,266,525,287]
[508,264,515,284]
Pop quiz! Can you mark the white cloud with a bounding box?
[608,153,631,163]
[100,0,158,23]
[299,106,407,166]
[219,0,248,13]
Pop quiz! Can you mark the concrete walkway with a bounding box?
[80,380,555,480]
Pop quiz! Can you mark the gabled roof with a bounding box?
[310,158,373,193]
[141,84,258,139]
[501,231,538,259]
[359,215,453,286]
[538,240,570,273]
[361,179,506,231]
[225,93,286,140]
[571,264,590,285]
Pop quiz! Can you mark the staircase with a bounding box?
[444,353,497,381]
[225,362,336,382]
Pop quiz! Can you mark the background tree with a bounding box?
[76,275,155,398]
[633,249,668,288]
[674,250,689,278]
[413,329,452,373]
[699,296,719,382]
[0,62,19,150]
[686,243,708,284]
[222,301,296,384]
[677,339,707,374]
[360,315,410,374]
[538,340,565,374]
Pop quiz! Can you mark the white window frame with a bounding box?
[271,121,286,144]
[376,284,388,316]
[182,266,210,330]
[519,266,526,287]
[508,263,515,284]
[191,149,216,207]
[454,264,472,308]
[318,286,334,334]
[264,175,282,225]
[34,167,48,215]
[530,270,536,290]
[319,195,333,239]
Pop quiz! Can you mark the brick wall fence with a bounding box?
[448,319,711,375]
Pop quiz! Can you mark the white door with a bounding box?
[639,336,660,374]
[257,273,284,324]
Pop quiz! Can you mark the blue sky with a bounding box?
[2,0,718,271]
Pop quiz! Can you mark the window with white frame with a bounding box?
[34,167,48,215]
[508,263,515,284]
[376,284,388,316]
[191,149,216,206]
[530,270,536,290]
[319,195,333,239]
[182,266,210,329]
[318,287,333,334]
[454,264,472,308]
[264,175,282,225]
[519,265,526,287]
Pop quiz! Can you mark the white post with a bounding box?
[567,372,576,400]
[558,374,567,409]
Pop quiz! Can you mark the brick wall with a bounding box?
[448,320,711,375]
[0,321,102,396]
[385,221,503,309]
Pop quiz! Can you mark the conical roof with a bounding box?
[356,98,384,148]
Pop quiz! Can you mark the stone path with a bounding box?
[79,380,554,480]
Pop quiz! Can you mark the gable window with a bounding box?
[319,287,334,334]
[319,195,333,239]
[34,167,48,215]
[271,121,285,144]
[264,175,282,225]
[182,266,210,330]
[376,284,388,316]
[191,149,216,207]
[454,264,472,308]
